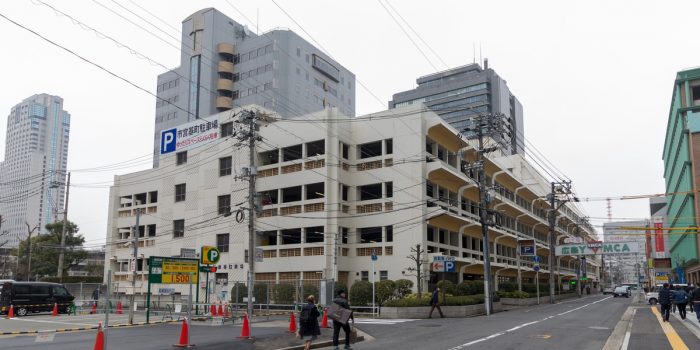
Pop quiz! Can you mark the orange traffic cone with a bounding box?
[287,311,297,333]
[173,318,191,347]
[52,303,58,316]
[223,303,230,318]
[116,301,122,315]
[6,305,14,319]
[93,322,105,350]
[321,308,329,328]
[217,303,223,316]
[210,304,217,316]
[91,303,97,314]
[238,313,251,339]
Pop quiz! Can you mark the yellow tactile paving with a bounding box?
[650,307,690,350]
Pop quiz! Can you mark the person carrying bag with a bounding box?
[328,289,354,350]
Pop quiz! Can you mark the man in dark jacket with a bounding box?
[658,283,672,322]
[692,282,700,321]
[428,287,444,318]
[332,289,354,350]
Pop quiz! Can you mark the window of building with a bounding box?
[385,182,393,198]
[306,140,325,156]
[358,183,382,201]
[173,219,185,238]
[427,226,435,242]
[282,186,302,203]
[260,189,278,205]
[259,149,279,165]
[221,122,234,137]
[296,47,301,57]
[361,271,369,281]
[306,182,324,200]
[341,185,349,201]
[219,156,232,176]
[385,139,393,154]
[341,227,349,244]
[218,195,231,215]
[176,151,187,165]
[386,225,393,242]
[283,144,302,161]
[175,184,186,202]
[281,228,301,244]
[305,226,324,243]
[216,233,230,252]
[380,270,388,281]
[360,227,382,243]
[341,143,350,159]
[260,230,277,246]
[693,85,700,102]
[215,272,228,285]
[358,140,382,159]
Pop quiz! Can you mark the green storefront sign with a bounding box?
[555,241,640,256]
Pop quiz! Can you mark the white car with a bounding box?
[603,286,614,295]
[613,286,631,298]
[646,284,688,305]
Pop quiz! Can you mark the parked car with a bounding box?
[613,286,631,298]
[0,281,74,316]
[645,284,687,305]
[603,286,615,295]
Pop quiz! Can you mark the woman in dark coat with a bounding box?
[299,295,321,350]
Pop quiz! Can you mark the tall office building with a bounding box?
[602,221,646,285]
[662,67,700,285]
[0,94,70,248]
[389,61,524,155]
[153,8,356,166]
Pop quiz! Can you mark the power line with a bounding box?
[376,0,439,71]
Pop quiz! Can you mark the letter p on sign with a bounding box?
[160,128,177,154]
[201,246,221,265]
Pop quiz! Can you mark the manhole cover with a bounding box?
[528,335,551,339]
[419,324,442,327]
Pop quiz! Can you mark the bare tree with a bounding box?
[405,244,427,297]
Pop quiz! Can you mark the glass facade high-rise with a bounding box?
[0,94,70,248]
[389,62,524,155]
[152,8,356,166]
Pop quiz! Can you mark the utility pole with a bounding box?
[25,223,38,281]
[463,113,504,316]
[57,172,71,281]
[128,210,140,325]
[547,181,573,304]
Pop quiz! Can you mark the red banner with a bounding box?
[654,222,664,252]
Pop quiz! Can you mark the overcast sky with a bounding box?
[1,0,696,246]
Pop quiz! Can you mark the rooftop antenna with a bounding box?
[473,43,476,64]
[479,44,482,67]
[256,8,259,35]
[606,198,612,222]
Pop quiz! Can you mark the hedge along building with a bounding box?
[104,104,598,301]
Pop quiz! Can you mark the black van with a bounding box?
[0,281,75,316]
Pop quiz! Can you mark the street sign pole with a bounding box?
[536,270,540,305]
[371,252,377,317]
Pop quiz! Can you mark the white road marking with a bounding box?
[353,318,417,325]
[621,309,636,350]
[9,318,94,327]
[447,296,612,349]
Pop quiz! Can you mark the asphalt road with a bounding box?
[356,295,628,350]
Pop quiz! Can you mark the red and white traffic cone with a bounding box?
[173,318,192,347]
[91,303,97,314]
[6,305,14,319]
[52,303,58,317]
[223,303,230,318]
[116,301,122,315]
[93,322,105,350]
[287,311,297,333]
[238,313,251,339]
[321,308,329,328]
[217,303,223,317]
[210,304,217,316]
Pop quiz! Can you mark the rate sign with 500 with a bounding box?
[162,260,198,284]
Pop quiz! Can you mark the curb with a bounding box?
[602,306,635,350]
[0,319,178,336]
[276,335,365,350]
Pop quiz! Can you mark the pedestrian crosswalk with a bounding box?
[353,318,418,325]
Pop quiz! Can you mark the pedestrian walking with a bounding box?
[687,286,695,314]
[658,283,672,322]
[692,282,700,321]
[673,286,689,320]
[331,289,354,350]
[428,287,444,318]
[670,284,677,313]
[298,295,321,350]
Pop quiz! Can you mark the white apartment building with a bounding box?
[603,220,647,285]
[104,104,599,298]
[0,94,70,248]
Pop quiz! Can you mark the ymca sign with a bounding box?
[555,241,639,256]
[160,118,219,154]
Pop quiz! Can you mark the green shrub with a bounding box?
[498,281,517,293]
[436,280,457,295]
[375,280,396,306]
[230,283,247,303]
[273,284,295,304]
[457,281,484,296]
[349,280,372,306]
[496,290,530,299]
[41,276,103,283]
[301,284,318,301]
[384,294,485,307]
[394,279,413,298]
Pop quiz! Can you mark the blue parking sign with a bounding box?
[445,261,456,273]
